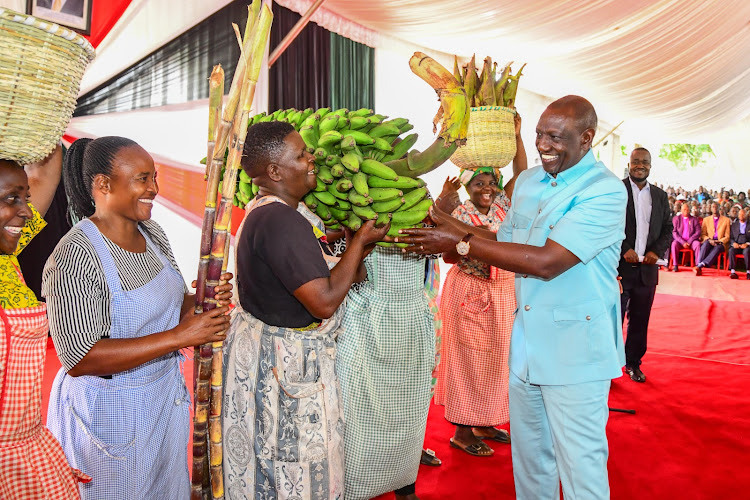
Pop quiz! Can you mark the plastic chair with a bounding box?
[669,247,695,270]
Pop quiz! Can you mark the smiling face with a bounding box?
[275,131,317,200]
[0,161,33,255]
[94,145,158,222]
[466,173,498,213]
[628,149,651,184]
[710,202,719,216]
[681,203,690,217]
[535,105,594,176]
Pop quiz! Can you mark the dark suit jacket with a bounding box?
[672,215,701,245]
[730,220,750,246]
[618,180,672,287]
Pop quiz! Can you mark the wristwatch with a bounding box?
[456,233,474,256]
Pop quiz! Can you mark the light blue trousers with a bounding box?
[509,373,611,500]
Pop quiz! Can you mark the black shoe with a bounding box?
[672,266,679,272]
[747,273,750,280]
[625,365,646,383]
[730,272,739,280]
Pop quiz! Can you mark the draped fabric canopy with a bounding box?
[281,0,750,143]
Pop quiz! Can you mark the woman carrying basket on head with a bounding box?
[434,113,527,457]
[42,137,233,499]
[0,147,89,499]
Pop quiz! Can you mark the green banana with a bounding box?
[375,212,392,226]
[239,181,253,198]
[315,202,332,221]
[340,135,358,151]
[387,224,418,238]
[252,182,259,196]
[351,172,369,197]
[392,208,429,225]
[369,187,403,201]
[319,115,339,134]
[312,190,337,206]
[398,123,415,134]
[239,169,252,184]
[315,107,331,119]
[314,177,327,192]
[349,107,373,117]
[299,125,317,149]
[344,212,362,231]
[300,107,314,123]
[318,130,343,148]
[335,178,353,193]
[397,187,428,211]
[341,153,360,173]
[349,190,373,207]
[304,193,318,210]
[368,123,401,138]
[317,165,334,184]
[376,241,409,248]
[331,108,349,118]
[342,130,375,146]
[348,116,370,130]
[327,223,342,230]
[360,158,399,180]
[352,205,378,220]
[329,206,348,221]
[335,117,350,130]
[381,133,419,162]
[330,163,345,177]
[367,175,425,189]
[382,117,409,130]
[372,137,393,152]
[335,199,351,210]
[302,113,319,128]
[409,199,434,213]
[372,197,405,213]
[325,155,339,167]
[327,183,350,200]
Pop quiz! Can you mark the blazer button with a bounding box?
[524,305,531,311]
[549,224,554,229]
[522,274,528,278]
[586,315,591,321]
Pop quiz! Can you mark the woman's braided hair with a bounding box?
[63,136,137,223]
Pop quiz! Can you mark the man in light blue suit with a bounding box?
[396,95,627,499]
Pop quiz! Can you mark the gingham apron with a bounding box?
[46,219,190,499]
[434,200,516,427]
[222,195,345,500]
[0,303,89,499]
[337,247,435,500]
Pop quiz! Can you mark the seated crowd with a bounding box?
[660,185,749,279]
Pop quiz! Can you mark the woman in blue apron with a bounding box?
[42,137,233,499]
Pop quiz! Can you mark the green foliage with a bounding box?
[621,145,628,157]
[658,144,714,171]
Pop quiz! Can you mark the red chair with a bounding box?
[669,247,695,270]
[728,253,745,272]
[717,252,727,273]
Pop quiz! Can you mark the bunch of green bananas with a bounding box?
[230,107,434,242]
[455,54,525,108]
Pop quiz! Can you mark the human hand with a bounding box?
[709,239,716,246]
[514,112,522,136]
[682,242,690,248]
[734,242,740,249]
[643,251,659,265]
[391,205,464,254]
[352,219,391,248]
[623,249,639,263]
[174,305,231,347]
[191,272,234,307]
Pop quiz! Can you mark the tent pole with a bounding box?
[593,120,624,148]
[269,0,327,67]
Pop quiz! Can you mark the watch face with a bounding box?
[456,241,470,256]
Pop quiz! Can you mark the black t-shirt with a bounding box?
[237,202,330,328]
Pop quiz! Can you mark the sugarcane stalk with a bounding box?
[190,3,273,499]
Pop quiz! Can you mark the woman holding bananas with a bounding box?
[434,113,527,457]
[221,122,389,500]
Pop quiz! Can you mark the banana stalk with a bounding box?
[385,139,459,178]
[408,52,470,147]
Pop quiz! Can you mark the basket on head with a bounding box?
[451,106,517,170]
[0,8,95,164]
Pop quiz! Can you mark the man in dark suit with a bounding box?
[618,148,672,383]
[728,208,750,280]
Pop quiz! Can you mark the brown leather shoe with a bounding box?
[625,365,646,383]
[693,266,702,276]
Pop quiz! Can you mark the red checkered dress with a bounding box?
[434,195,516,426]
[0,304,89,499]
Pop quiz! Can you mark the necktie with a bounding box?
[52,0,63,12]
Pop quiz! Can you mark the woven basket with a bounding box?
[0,8,95,164]
[451,106,517,170]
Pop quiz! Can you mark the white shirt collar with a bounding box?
[629,178,650,193]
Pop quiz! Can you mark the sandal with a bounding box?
[474,428,511,444]
[420,448,442,466]
[449,438,494,457]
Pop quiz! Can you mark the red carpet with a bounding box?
[40,273,750,499]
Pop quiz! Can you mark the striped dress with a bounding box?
[337,247,435,499]
[434,193,516,427]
